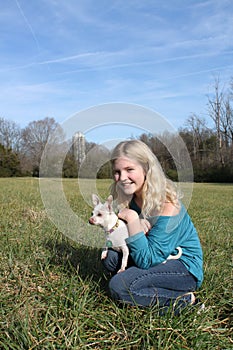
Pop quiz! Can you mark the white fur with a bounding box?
[164,246,182,263]
[89,194,129,273]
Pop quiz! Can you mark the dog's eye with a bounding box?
[97,213,102,217]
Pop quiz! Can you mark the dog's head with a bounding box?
[89,194,115,229]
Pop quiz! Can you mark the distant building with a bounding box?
[72,131,86,166]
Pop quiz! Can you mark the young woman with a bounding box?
[103,140,203,313]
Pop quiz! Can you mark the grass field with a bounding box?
[0,178,232,349]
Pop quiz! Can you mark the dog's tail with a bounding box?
[167,246,182,260]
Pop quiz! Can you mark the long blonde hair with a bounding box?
[110,140,180,217]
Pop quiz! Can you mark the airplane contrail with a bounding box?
[14,0,41,52]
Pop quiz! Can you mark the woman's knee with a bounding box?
[108,274,118,296]
[109,267,139,300]
[109,273,126,300]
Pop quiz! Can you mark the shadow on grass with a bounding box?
[44,236,110,293]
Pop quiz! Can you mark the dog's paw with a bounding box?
[117,267,126,273]
[101,251,108,260]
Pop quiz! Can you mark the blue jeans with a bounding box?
[103,249,197,311]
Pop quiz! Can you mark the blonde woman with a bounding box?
[103,140,203,314]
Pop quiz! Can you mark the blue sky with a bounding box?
[1,0,233,143]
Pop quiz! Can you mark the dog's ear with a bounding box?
[107,195,113,212]
[92,194,100,206]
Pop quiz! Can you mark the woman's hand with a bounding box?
[118,208,139,223]
[118,209,142,237]
[140,219,151,234]
[118,210,151,235]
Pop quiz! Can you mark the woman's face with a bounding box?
[113,156,145,197]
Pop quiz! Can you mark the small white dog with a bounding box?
[89,194,182,273]
[89,194,129,273]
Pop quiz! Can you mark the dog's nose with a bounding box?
[89,217,94,224]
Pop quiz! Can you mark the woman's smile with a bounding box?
[113,157,145,196]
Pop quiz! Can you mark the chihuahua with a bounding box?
[89,194,129,273]
[89,194,183,273]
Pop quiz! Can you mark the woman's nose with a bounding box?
[119,171,127,181]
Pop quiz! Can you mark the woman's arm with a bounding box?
[119,204,182,268]
[118,202,179,236]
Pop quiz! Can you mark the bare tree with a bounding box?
[0,117,21,152]
[20,117,64,175]
[207,76,233,166]
[207,77,226,165]
[227,78,233,144]
[184,114,212,164]
[221,97,233,148]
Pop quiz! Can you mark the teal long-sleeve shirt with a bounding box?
[126,201,203,288]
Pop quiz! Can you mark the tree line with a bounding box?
[0,77,232,182]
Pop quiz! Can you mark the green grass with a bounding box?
[0,178,232,349]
